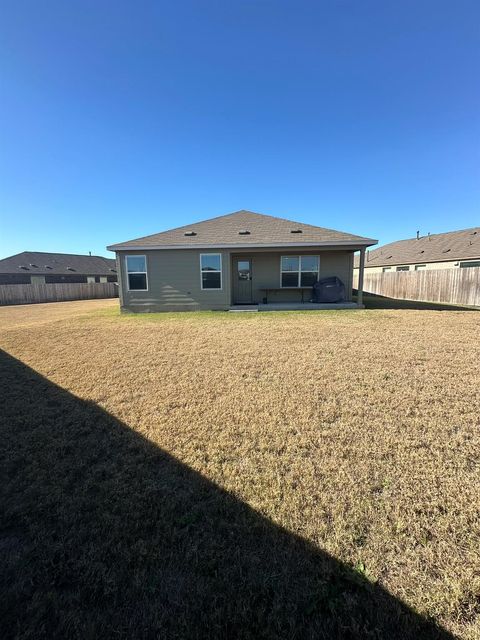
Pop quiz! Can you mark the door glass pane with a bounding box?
[237,260,250,280]
[301,256,319,272]
[281,256,299,271]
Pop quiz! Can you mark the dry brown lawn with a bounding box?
[1,300,479,639]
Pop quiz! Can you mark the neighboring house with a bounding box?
[0,252,118,285]
[107,210,377,312]
[354,227,480,274]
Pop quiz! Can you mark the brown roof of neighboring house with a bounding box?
[107,210,377,251]
[0,251,117,275]
[354,227,480,268]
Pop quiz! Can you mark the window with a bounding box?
[31,275,45,284]
[99,276,107,283]
[126,255,148,291]
[280,255,319,287]
[200,253,222,289]
[87,276,95,284]
[460,261,480,268]
[415,264,427,271]
[382,267,392,272]
[396,266,410,272]
[237,260,251,280]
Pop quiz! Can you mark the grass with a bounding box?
[1,299,479,639]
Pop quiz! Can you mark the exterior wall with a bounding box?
[0,273,32,285]
[354,258,480,275]
[117,249,231,312]
[0,273,117,285]
[116,248,353,312]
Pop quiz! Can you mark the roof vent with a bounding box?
[45,265,52,269]
[184,231,197,236]
[67,266,76,271]
[290,229,303,234]
[109,268,117,272]
[419,250,425,254]
[442,248,451,253]
[238,230,250,235]
[29,263,38,268]
[472,231,478,235]
[19,265,29,270]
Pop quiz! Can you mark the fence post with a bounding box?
[357,247,366,306]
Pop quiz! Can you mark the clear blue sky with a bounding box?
[1,0,478,259]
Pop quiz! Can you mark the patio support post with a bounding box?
[357,247,366,307]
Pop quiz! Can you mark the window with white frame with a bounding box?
[200,253,222,289]
[280,255,319,287]
[382,267,392,272]
[396,265,410,272]
[415,264,427,271]
[125,255,148,290]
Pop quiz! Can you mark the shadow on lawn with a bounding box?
[0,349,453,640]
[354,291,479,311]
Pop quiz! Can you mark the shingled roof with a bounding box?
[0,251,117,275]
[107,210,377,251]
[355,227,480,268]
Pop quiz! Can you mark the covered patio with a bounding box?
[230,246,370,309]
[229,301,361,312]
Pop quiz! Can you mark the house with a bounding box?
[354,227,480,274]
[0,251,118,285]
[107,210,377,312]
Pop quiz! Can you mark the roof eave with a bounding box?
[107,239,378,251]
[359,252,480,268]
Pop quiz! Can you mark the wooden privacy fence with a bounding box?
[354,267,480,307]
[0,282,119,306]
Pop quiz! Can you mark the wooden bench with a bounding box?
[259,287,313,304]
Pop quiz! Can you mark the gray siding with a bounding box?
[118,249,231,312]
[116,248,353,312]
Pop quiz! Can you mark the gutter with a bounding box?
[107,240,378,252]
[354,253,480,268]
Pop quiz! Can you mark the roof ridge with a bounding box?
[0,251,115,263]
[21,251,112,258]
